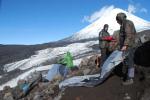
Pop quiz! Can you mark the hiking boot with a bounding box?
[122,79,133,85]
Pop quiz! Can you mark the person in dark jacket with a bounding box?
[99,24,111,67]
[116,12,136,85]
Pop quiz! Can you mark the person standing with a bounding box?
[99,24,111,67]
[116,12,136,85]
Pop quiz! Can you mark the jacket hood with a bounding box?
[116,13,127,24]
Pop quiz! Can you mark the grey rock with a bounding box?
[33,92,43,100]
[123,93,131,100]
[83,69,91,75]
[3,92,14,100]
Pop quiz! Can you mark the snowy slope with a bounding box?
[0,55,85,90]
[0,40,97,90]
[66,8,150,41]
[3,41,98,72]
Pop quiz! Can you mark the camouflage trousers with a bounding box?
[100,48,111,67]
[122,47,135,80]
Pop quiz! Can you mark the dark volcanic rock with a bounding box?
[140,88,150,100]
[61,66,150,100]
[134,41,150,67]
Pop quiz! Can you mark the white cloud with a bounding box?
[82,4,147,23]
[140,8,148,13]
[82,5,114,23]
[127,3,148,14]
[127,4,136,14]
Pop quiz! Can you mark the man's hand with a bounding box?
[121,45,127,51]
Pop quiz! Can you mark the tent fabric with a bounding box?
[46,64,68,81]
[59,50,123,89]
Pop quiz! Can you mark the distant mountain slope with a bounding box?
[0,40,77,66]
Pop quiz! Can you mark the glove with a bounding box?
[102,36,115,41]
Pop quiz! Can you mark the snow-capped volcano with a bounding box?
[65,7,150,41]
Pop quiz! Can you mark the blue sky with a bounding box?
[0,0,149,45]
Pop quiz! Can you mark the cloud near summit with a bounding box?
[82,5,114,23]
[82,4,148,23]
[127,4,148,14]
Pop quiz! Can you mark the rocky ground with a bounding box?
[61,45,150,100]
[0,54,100,100]
[61,66,150,100]
[1,54,150,100]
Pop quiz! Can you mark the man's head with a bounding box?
[116,13,127,25]
[103,24,109,31]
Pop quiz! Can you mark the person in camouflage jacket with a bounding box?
[116,12,136,85]
[99,24,111,67]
